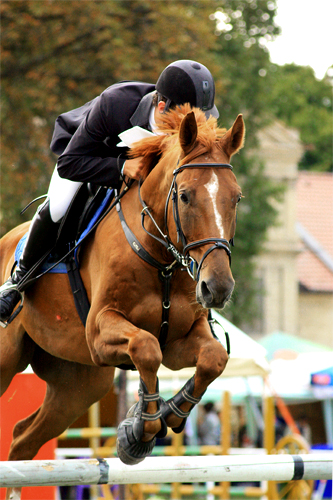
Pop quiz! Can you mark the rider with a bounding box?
[0,60,219,325]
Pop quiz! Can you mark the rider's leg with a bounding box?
[0,167,82,323]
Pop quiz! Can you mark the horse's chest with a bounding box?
[108,266,198,338]
[128,285,197,339]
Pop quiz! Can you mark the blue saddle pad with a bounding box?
[15,233,67,273]
[15,188,114,274]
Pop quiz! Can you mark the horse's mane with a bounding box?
[128,104,227,179]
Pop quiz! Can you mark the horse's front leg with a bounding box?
[86,307,166,464]
[161,315,229,432]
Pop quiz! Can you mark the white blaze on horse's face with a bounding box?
[204,172,224,238]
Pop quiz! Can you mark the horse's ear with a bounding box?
[179,111,198,156]
[220,114,245,157]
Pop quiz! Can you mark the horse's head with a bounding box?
[172,109,244,308]
[131,105,245,310]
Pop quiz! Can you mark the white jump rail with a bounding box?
[1,454,332,487]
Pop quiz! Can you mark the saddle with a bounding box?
[15,184,114,325]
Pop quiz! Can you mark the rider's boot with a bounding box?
[0,200,59,326]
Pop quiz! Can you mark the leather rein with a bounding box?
[116,161,234,351]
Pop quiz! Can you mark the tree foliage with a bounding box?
[1,0,221,232]
[266,64,332,172]
[1,0,284,326]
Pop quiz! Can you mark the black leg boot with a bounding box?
[0,200,60,326]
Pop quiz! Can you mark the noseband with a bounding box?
[139,162,234,281]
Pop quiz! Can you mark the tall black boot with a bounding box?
[0,200,60,326]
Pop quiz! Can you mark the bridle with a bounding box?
[116,160,235,352]
[137,162,234,281]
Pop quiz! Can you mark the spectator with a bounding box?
[297,414,312,446]
[198,402,221,445]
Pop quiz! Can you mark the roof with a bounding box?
[296,171,333,292]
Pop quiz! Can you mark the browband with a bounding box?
[173,162,233,176]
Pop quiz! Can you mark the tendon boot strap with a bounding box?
[133,378,167,439]
[161,375,206,434]
[180,387,202,405]
[116,377,167,465]
[167,386,202,419]
[138,389,162,422]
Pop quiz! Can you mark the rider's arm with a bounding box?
[56,92,126,187]
[56,84,152,186]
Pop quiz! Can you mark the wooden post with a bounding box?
[117,370,128,500]
[89,402,100,500]
[220,391,231,500]
[264,396,278,500]
[171,430,183,499]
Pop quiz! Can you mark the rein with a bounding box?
[116,161,234,351]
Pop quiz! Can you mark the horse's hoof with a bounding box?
[116,417,156,466]
[116,437,146,465]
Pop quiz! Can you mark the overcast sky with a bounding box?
[266,0,333,79]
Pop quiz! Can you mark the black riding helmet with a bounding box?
[156,60,219,118]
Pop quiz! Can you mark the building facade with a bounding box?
[252,121,333,349]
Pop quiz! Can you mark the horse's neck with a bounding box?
[129,156,179,262]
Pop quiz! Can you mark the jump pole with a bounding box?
[1,454,332,488]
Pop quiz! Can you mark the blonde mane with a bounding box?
[129,104,227,178]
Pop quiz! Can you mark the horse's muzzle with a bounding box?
[196,276,234,309]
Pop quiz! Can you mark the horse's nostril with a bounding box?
[198,277,235,308]
[201,280,214,305]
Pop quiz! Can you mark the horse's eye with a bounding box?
[180,192,189,204]
[237,194,242,204]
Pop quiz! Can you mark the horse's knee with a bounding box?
[197,342,228,381]
[129,331,162,373]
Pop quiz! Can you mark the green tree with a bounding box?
[1,0,282,328]
[266,63,332,172]
[0,0,221,233]
[210,1,282,325]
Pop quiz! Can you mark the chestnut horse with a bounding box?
[0,105,244,496]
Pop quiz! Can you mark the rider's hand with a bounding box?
[122,157,144,180]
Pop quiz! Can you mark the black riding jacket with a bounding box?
[50,81,155,187]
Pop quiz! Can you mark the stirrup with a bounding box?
[0,286,24,329]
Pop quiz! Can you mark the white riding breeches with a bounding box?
[47,166,83,223]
